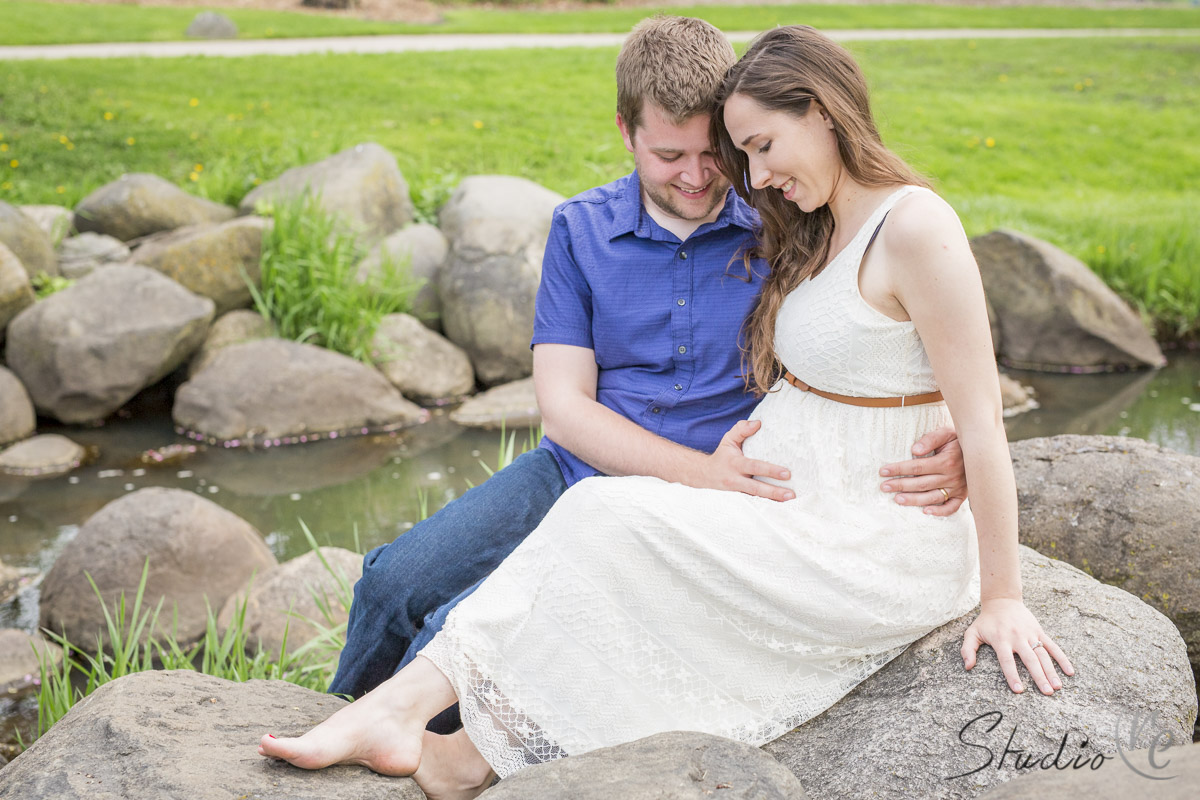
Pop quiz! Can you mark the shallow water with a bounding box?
[1,352,1198,755]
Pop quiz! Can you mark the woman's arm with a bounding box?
[880,191,1074,695]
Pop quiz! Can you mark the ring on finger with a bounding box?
[1031,640,1045,650]
[938,487,949,503]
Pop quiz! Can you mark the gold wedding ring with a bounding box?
[939,487,949,503]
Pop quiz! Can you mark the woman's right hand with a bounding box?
[961,597,1074,695]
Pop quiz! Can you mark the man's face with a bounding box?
[618,103,729,224]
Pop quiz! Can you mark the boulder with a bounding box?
[971,230,1165,371]
[132,216,269,314]
[1010,435,1200,712]
[218,547,362,658]
[173,339,427,445]
[371,312,474,405]
[0,434,84,477]
[73,173,236,242]
[763,546,1197,800]
[0,201,57,278]
[437,176,563,386]
[38,488,277,649]
[0,670,422,799]
[998,373,1037,417]
[0,366,36,446]
[0,242,35,344]
[185,11,238,39]
[239,143,415,244]
[17,204,74,246]
[187,308,275,377]
[4,264,214,423]
[0,629,62,688]
[450,376,539,430]
[976,741,1200,799]
[485,731,809,799]
[356,222,447,329]
[57,231,130,279]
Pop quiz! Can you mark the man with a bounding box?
[330,16,966,725]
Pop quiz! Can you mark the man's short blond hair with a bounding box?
[616,15,737,137]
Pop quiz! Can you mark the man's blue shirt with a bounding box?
[532,171,768,486]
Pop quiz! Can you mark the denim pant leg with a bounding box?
[328,447,568,698]
[398,579,484,733]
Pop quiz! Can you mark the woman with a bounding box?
[260,26,1073,799]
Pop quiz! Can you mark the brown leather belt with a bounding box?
[781,370,943,408]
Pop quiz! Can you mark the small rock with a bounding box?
[0,366,36,446]
[74,173,236,242]
[371,313,474,404]
[185,11,238,39]
[0,629,62,688]
[17,205,74,247]
[0,201,57,278]
[0,434,85,477]
[57,232,130,279]
[450,376,539,430]
[218,547,362,658]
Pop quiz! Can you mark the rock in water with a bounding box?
[972,229,1164,371]
[4,264,214,423]
[0,434,84,477]
[449,376,539,430]
[38,488,277,648]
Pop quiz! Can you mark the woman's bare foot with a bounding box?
[258,656,457,776]
[413,729,497,800]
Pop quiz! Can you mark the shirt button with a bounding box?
[674,383,683,391]
[677,298,686,306]
[677,345,687,354]
[652,407,661,414]
[678,251,688,260]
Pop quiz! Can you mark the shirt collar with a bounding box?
[608,170,759,242]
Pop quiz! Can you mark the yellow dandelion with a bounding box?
[189,98,200,107]
[985,137,995,148]
[189,171,200,182]
[104,111,114,121]
[1084,78,1094,87]
[252,177,262,186]
[967,40,977,50]
[430,117,442,126]
[193,164,204,173]
[39,85,48,94]
[1,182,12,191]
[66,142,75,151]
[58,135,69,144]
[966,136,980,149]
[261,101,270,110]
[998,74,1008,83]
[0,144,7,152]
[1096,245,1107,255]
[1074,83,1084,92]
[311,131,320,138]
[0,133,5,140]
[126,137,136,146]
[472,120,484,130]
[55,185,65,194]
[9,159,18,168]
[227,113,236,121]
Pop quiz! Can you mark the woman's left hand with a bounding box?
[961,598,1075,695]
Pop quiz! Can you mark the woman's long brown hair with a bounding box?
[710,26,930,395]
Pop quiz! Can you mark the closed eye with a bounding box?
[757,141,772,155]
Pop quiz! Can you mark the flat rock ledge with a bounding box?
[0,671,423,800]
[763,546,1197,800]
[0,434,86,477]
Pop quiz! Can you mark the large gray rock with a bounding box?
[371,312,474,405]
[438,176,563,386]
[218,547,362,659]
[356,222,447,329]
[17,204,74,246]
[0,242,35,345]
[173,339,427,445]
[187,308,275,377]
[185,11,238,39]
[1010,435,1200,714]
[0,670,422,799]
[57,231,130,279]
[0,434,84,477]
[485,731,808,799]
[971,229,1165,371]
[38,488,277,649]
[763,546,1197,800]
[0,366,35,446]
[239,143,415,244]
[0,201,57,278]
[74,173,236,242]
[132,216,269,314]
[4,264,214,423]
[450,376,539,430]
[0,629,62,688]
[977,741,1200,798]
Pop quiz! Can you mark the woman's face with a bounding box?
[722,92,842,213]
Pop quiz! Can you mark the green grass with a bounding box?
[0,36,1196,339]
[0,2,1197,45]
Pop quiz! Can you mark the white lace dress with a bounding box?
[419,186,981,778]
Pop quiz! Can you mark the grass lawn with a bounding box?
[0,35,1196,339]
[0,2,1198,45]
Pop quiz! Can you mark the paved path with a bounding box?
[1,27,1196,61]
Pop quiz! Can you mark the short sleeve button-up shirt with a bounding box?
[532,171,768,486]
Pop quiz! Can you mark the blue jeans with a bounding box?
[329,447,569,731]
